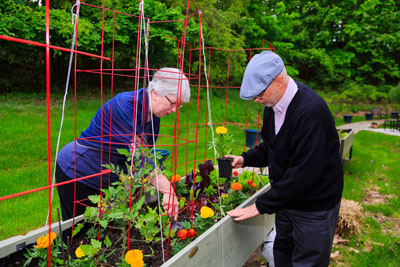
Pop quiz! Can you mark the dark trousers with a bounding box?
[55,163,99,221]
[273,201,340,267]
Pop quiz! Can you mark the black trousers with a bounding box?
[273,201,340,267]
[55,163,100,221]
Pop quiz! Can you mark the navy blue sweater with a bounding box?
[242,81,343,214]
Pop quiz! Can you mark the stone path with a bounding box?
[336,119,400,136]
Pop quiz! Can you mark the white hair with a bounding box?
[148,67,191,103]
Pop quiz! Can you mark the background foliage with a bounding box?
[0,0,399,104]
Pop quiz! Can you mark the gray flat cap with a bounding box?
[240,51,284,100]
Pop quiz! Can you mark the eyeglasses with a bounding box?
[165,95,183,109]
[255,89,267,100]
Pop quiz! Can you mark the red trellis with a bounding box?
[0,0,275,264]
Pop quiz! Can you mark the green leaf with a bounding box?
[88,195,100,204]
[104,235,112,248]
[90,239,102,249]
[99,220,108,229]
[72,223,84,237]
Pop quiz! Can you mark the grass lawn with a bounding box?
[330,131,400,266]
[0,92,399,266]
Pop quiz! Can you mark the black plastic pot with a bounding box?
[391,112,399,119]
[343,115,353,123]
[217,157,233,179]
[152,149,170,169]
[365,113,373,120]
[244,129,262,148]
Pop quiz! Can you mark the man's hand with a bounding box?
[230,155,244,168]
[162,192,179,221]
[227,203,260,221]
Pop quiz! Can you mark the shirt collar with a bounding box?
[273,77,298,114]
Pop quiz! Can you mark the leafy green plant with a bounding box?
[83,146,171,254]
[212,126,235,158]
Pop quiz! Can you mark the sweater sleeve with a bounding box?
[255,109,330,214]
[241,141,269,167]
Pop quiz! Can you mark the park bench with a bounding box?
[371,107,387,119]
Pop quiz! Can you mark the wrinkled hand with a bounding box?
[162,192,179,221]
[150,172,179,221]
[227,204,260,221]
[230,155,244,168]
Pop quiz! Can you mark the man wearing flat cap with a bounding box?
[227,51,343,267]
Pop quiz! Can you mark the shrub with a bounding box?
[389,83,400,105]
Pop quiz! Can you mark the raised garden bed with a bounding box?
[0,165,274,266]
[161,183,274,266]
[337,128,354,160]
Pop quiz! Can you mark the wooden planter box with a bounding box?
[338,128,354,160]
[1,184,274,266]
[162,183,274,267]
[0,215,84,259]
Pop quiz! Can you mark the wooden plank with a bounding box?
[0,215,84,258]
[162,184,274,267]
[341,129,354,159]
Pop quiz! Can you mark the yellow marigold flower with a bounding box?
[231,182,243,191]
[35,232,57,249]
[125,249,143,266]
[200,206,214,219]
[221,193,228,199]
[216,126,228,135]
[170,174,181,182]
[75,247,85,258]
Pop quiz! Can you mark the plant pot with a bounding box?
[391,112,399,119]
[343,115,353,123]
[244,129,262,148]
[153,149,170,169]
[217,157,233,179]
[365,113,373,120]
[371,123,378,128]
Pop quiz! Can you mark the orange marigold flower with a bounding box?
[247,180,253,185]
[125,249,143,266]
[177,229,187,240]
[187,228,196,239]
[170,174,181,182]
[233,170,239,176]
[231,182,243,191]
[250,182,257,188]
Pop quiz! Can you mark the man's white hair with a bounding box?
[148,67,191,103]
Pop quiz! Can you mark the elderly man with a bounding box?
[56,68,190,221]
[227,52,343,267]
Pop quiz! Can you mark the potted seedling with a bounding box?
[213,126,234,179]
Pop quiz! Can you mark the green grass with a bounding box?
[330,131,400,266]
[0,93,100,239]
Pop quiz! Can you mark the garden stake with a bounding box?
[57,208,66,267]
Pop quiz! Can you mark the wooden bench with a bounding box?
[371,107,387,119]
